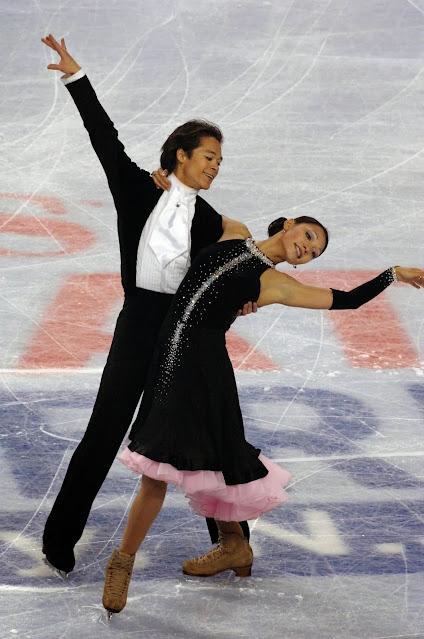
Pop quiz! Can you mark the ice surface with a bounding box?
[0,1,423,637]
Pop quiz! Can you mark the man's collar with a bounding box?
[169,172,199,195]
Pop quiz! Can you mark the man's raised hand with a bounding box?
[41,34,81,75]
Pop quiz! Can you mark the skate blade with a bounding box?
[106,610,113,623]
[42,556,68,581]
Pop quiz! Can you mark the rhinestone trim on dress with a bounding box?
[159,239,275,392]
[244,238,275,268]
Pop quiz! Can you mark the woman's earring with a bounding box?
[293,265,297,269]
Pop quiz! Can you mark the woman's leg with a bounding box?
[182,518,253,578]
[206,518,250,543]
[215,520,244,536]
[103,475,167,615]
[120,475,167,554]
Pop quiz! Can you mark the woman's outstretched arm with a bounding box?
[258,266,424,310]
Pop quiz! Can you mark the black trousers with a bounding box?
[43,288,249,551]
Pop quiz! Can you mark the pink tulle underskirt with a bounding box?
[118,447,292,521]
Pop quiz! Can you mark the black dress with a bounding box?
[119,239,292,521]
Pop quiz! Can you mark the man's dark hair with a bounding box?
[160,119,223,173]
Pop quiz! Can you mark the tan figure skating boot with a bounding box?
[102,549,135,619]
[182,532,253,577]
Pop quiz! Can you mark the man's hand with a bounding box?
[395,267,424,289]
[236,302,258,317]
[41,34,81,75]
[151,168,171,191]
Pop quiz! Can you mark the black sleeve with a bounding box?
[190,197,223,260]
[197,196,223,240]
[330,269,396,310]
[65,75,152,217]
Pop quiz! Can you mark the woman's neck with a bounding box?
[255,236,286,265]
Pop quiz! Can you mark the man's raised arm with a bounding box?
[41,34,150,212]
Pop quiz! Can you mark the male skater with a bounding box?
[41,35,254,579]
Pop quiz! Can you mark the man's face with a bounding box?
[175,136,222,190]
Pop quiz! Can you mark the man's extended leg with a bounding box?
[42,290,173,573]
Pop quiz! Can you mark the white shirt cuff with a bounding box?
[61,68,86,85]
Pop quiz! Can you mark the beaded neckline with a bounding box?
[244,238,275,268]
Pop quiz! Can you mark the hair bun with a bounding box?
[268,217,287,237]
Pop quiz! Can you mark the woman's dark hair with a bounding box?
[160,119,223,173]
[268,216,329,254]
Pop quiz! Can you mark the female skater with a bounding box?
[101,214,424,617]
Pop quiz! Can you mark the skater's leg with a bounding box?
[206,517,250,543]
[182,519,253,578]
[103,475,167,615]
[120,475,167,555]
[215,520,244,536]
[43,291,173,573]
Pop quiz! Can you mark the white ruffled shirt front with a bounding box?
[136,173,198,293]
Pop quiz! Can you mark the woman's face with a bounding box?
[282,221,327,265]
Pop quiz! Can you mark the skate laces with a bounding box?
[105,552,134,597]
[195,535,229,564]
